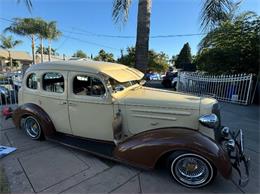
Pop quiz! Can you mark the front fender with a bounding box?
[12,103,56,136]
[114,127,231,179]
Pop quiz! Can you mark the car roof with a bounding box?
[27,59,144,82]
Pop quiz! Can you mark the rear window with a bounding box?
[27,73,37,89]
[42,72,64,93]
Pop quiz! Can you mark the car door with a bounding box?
[68,72,114,141]
[38,70,72,134]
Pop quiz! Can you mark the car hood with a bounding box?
[120,86,201,110]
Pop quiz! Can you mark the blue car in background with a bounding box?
[144,72,161,80]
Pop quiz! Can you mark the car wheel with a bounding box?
[168,152,216,188]
[23,116,43,140]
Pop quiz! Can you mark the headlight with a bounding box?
[199,114,219,129]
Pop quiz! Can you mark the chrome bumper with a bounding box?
[221,127,250,187]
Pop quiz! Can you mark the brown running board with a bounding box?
[47,132,116,160]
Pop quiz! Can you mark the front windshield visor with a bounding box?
[101,67,144,83]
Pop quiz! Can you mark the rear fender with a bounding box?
[114,127,232,179]
[12,103,56,136]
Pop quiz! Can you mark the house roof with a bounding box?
[28,59,144,82]
[0,49,32,61]
[35,54,68,63]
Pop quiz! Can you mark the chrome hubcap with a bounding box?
[171,154,212,186]
[25,117,40,138]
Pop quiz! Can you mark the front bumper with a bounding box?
[220,127,250,187]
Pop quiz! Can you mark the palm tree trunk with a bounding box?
[48,39,51,62]
[8,50,12,71]
[31,35,35,64]
[40,37,44,63]
[135,0,152,73]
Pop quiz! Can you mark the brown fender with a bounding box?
[114,127,232,179]
[12,103,56,136]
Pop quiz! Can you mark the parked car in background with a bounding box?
[144,71,161,80]
[0,86,10,104]
[7,59,249,188]
[162,67,178,89]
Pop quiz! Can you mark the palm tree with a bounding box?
[5,18,39,64]
[17,0,33,12]
[0,35,22,70]
[112,0,235,72]
[44,21,62,61]
[35,19,48,63]
[113,0,152,72]
[200,0,237,31]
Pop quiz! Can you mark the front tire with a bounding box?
[23,116,43,140]
[168,152,216,188]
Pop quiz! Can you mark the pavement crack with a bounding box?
[138,172,142,194]
[58,166,111,194]
[17,158,36,193]
[38,167,90,193]
[108,172,140,194]
[4,132,12,146]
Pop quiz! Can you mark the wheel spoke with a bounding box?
[171,153,213,187]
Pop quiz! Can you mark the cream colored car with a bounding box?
[10,59,249,188]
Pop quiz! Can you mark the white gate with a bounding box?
[177,72,254,105]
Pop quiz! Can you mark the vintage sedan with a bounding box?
[7,59,249,188]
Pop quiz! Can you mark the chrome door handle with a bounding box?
[60,101,67,105]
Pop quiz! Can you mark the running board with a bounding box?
[47,133,116,160]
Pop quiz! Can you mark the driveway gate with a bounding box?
[177,72,254,105]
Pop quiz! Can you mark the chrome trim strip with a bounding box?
[131,114,177,121]
[129,108,191,116]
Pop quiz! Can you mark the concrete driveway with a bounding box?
[0,102,259,193]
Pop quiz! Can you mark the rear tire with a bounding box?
[22,116,43,140]
[167,151,216,188]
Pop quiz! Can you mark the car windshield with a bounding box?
[109,78,139,93]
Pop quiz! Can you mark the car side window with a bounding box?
[27,73,37,89]
[73,75,105,97]
[43,72,64,93]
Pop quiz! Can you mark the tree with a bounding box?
[117,47,169,72]
[175,43,192,69]
[195,11,260,74]
[117,47,136,67]
[112,0,152,72]
[44,21,62,61]
[72,50,87,58]
[148,50,169,72]
[5,18,39,64]
[17,0,33,12]
[200,0,237,31]
[35,18,48,63]
[94,49,115,62]
[0,35,22,68]
[36,46,58,56]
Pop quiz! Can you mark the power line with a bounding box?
[0,17,120,51]
[62,34,121,51]
[1,17,206,39]
[65,27,207,39]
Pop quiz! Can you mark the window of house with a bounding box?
[43,72,64,93]
[73,75,105,97]
[26,73,38,89]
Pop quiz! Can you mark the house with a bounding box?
[35,53,68,63]
[0,49,32,71]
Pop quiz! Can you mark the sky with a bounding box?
[0,0,259,59]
